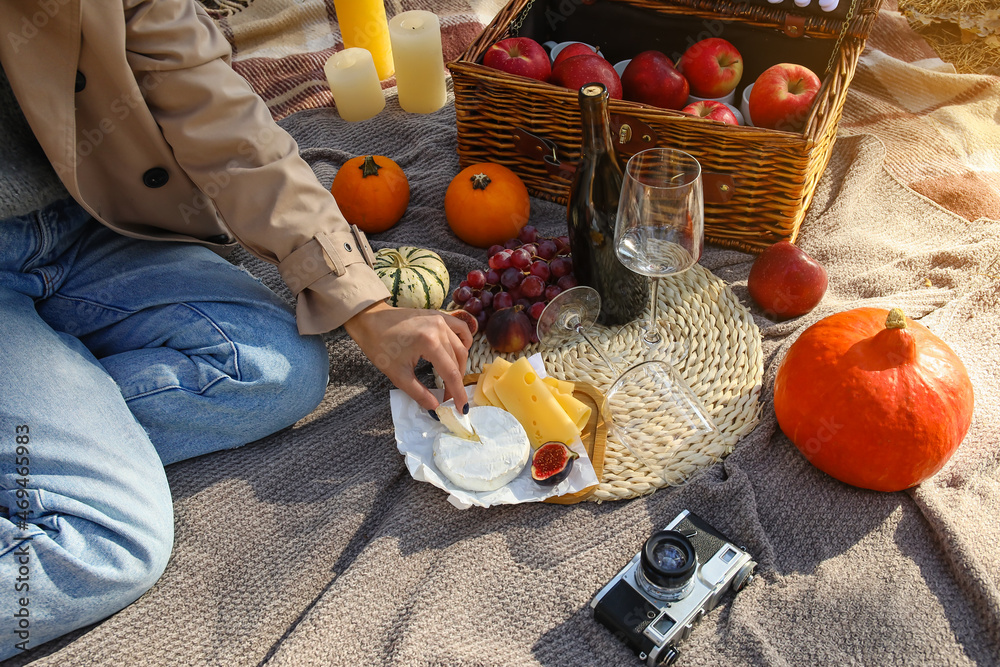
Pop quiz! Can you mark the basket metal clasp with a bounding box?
[610,114,657,157]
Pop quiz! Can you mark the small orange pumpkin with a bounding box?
[774,307,974,492]
[444,163,530,247]
[330,155,410,234]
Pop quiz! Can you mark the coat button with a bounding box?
[142,167,169,188]
[206,234,233,245]
[75,71,86,92]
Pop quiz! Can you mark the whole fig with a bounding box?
[485,306,532,353]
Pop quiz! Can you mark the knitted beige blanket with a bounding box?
[10,2,998,666]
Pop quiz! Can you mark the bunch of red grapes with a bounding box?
[452,225,577,334]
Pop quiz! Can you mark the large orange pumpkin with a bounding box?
[774,307,974,492]
[444,163,530,247]
[330,155,410,234]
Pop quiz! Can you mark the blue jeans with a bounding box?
[0,199,329,660]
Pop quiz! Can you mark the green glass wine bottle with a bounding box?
[567,83,649,326]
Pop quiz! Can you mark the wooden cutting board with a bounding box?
[462,374,607,505]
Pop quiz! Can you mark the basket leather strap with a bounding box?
[512,124,735,203]
[511,128,577,180]
[511,115,656,176]
[703,173,736,204]
[783,14,807,38]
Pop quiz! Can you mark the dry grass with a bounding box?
[898,0,1000,74]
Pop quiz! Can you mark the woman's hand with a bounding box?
[343,301,473,412]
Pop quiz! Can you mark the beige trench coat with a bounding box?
[0,0,390,334]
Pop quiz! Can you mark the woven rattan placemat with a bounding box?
[461,264,763,502]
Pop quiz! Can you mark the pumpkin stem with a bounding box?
[360,156,382,178]
[873,307,917,366]
[886,308,907,329]
[384,249,407,268]
[470,173,492,190]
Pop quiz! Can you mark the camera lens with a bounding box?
[652,542,688,571]
[637,531,697,601]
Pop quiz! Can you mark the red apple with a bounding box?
[553,42,601,68]
[483,37,551,82]
[748,63,822,132]
[620,51,689,110]
[681,100,739,125]
[747,240,828,320]
[676,38,744,98]
[550,54,622,99]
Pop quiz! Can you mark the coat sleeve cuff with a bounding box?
[277,226,378,296]
[294,264,391,335]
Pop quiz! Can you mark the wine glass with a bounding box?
[536,286,719,486]
[614,148,704,352]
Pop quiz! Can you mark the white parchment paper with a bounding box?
[389,355,600,509]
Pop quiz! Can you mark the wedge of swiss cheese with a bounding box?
[478,357,512,409]
[550,390,592,433]
[491,358,580,449]
[542,376,575,397]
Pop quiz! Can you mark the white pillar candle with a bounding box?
[388,11,447,114]
[324,48,386,122]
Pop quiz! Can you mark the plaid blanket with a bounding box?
[841,5,1000,223]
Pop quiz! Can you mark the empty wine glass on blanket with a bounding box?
[614,148,704,355]
[536,286,719,486]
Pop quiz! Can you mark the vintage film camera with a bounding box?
[590,510,756,666]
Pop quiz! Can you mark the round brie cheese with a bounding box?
[432,406,531,492]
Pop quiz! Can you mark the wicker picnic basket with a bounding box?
[448,0,882,252]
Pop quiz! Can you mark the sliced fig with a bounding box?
[531,441,579,486]
[444,309,479,336]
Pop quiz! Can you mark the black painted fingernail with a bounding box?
[427,409,439,421]
[462,403,469,415]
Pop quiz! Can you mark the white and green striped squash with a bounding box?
[374,246,449,310]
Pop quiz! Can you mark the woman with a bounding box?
[0,0,470,658]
